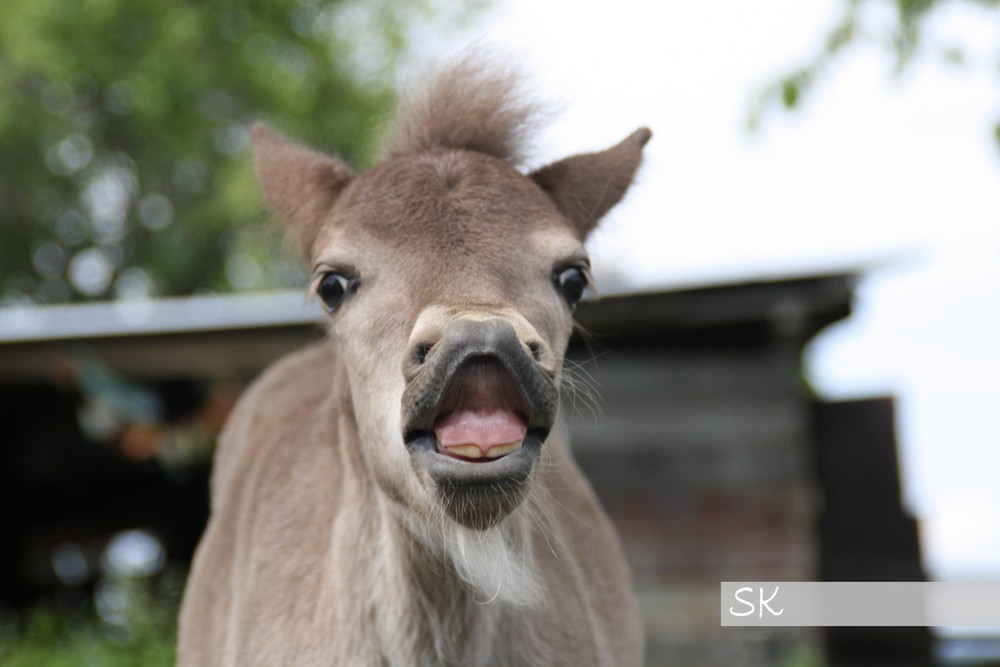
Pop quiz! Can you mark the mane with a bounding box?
[379,55,542,167]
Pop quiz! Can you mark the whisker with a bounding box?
[561,357,605,423]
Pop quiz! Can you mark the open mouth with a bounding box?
[431,357,531,463]
[400,319,557,499]
[398,318,556,526]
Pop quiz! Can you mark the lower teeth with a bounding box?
[442,440,524,460]
[486,441,523,458]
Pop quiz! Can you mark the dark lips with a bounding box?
[406,429,545,488]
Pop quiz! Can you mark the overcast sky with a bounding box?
[423,0,1000,581]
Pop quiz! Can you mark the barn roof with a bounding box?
[0,273,856,382]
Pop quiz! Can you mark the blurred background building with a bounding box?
[0,277,936,666]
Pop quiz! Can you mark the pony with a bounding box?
[178,58,650,666]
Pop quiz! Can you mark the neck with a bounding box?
[327,490,544,665]
[324,356,547,665]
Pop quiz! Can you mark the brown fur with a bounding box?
[178,60,650,666]
[379,56,541,166]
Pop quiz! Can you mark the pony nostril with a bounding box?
[412,342,434,366]
[527,341,543,362]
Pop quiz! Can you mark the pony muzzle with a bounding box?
[401,318,557,528]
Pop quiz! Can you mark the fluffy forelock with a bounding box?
[379,54,542,167]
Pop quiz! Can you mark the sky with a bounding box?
[418,0,1000,581]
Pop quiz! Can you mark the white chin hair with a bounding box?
[404,503,543,607]
[447,516,542,607]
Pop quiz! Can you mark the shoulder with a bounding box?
[211,341,338,502]
[238,341,335,410]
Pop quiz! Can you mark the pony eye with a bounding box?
[317,272,357,312]
[553,266,588,308]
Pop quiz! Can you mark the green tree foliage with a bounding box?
[750,0,1000,130]
[0,0,480,304]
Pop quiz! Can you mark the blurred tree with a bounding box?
[750,0,1000,133]
[0,0,483,304]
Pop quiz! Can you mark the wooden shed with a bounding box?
[0,273,927,666]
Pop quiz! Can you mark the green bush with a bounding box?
[0,574,180,667]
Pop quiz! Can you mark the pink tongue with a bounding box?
[432,357,529,458]
[435,408,527,455]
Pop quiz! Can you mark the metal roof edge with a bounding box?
[0,271,860,345]
[0,290,323,344]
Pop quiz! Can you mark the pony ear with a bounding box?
[530,128,651,239]
[251,124,354,258]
